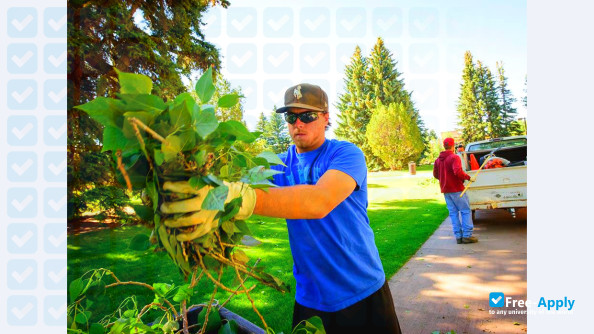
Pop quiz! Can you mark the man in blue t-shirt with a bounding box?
[160,84,401,333]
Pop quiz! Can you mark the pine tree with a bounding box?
[68,1,228,220]
[265,110,292,153]
[496,61,520,136]
[335,38,425,170]
[335,46,369,151]
[366,102,424,169]
[457,51,487,143]
[256,111,268,133]
[212,77,245,123]
[476,61,503,138]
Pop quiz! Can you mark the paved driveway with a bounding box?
[389,209,527,334]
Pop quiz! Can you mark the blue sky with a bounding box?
[196,0,527,135]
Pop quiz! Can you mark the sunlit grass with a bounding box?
[68,168,446,333]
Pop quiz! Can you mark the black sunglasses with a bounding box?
[284,111,324,124]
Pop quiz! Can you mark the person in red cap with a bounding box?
[433,138,478,244]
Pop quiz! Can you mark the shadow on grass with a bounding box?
[67,201,447,333]
[368,183,388,188]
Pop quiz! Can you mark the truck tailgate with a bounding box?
[466,166,527,209]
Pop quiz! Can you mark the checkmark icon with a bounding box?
[267,15,289,31]
[12,51,34,68]
[12,15,34,31]
[48,87,67,103]
[340,15,362,32]
[12,303,34,319]
[12,123,34,140]
[231,51,253,68]
[231,15,253,31]
[12,230,34,248]
[12,87,34,104]
[48,51,67,67]
[48,14,66,31]
[48,303,67,319]
[48,159,67,175]
[304,15,325,31]
[12,266,34,284]
[489,292,505,307]
[48,231,67,247]
[12,195,34,212]
[377,16,399,31]
[48,266,67,283]
[304,51,326,67]
[48,123,67,139]
[267,51,290,68]
[413,15,435,32]
[48,195,67,211]
[12,159,34,176]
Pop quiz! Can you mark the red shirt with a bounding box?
[433,150,471,193]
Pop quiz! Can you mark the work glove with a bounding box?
[160,181,256,241]
[469,176,477,182]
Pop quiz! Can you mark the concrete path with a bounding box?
[389,209,527,334]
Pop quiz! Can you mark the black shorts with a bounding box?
[292,281,402,334]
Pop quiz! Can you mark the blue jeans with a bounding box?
[444,192,473,239]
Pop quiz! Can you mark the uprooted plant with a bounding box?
[69,68,322,333]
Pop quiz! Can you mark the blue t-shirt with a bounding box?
[271,139,386,312]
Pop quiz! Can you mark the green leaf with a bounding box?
[162,320,179,333]
[169,99,192,129]
[234,220,252,236]
[116,69,153,94]
[216,120,258,143]
[241,166,284,185]
[203,174,224,186]
[146,180,158,211]
[89,323,105,334]
[195,67,216,103]
[202,185,229,211]
[162,135,182,162]
[173,92,196,110]
[197,307,221,333]
[122,111,155,138]
[194,150,207,166]
[101,126,128,152]
[219,198,241,224]
[153,283,174,298]
[219,319,239,334]
[75,311,92,324]
[154,149,164,166]
[219,165,230,178]
[69,278,84,303]
[232,249,249,264]
[217,93,240,108]
[194,108,219,139]
[123,309,136,318]
[177,129,197,151]
[75,97,125,127]
[221,221,235,235]
[86,280,106,299]
[129,234,150,251]
[172,284,193,303]
[118,94,166,114]
[257,151,286,166]
[189,176,207,190]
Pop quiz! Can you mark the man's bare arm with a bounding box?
[253,169,357,219]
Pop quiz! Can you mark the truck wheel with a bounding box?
[471,210,476,221]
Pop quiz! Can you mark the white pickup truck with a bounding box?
[459,136,527,219]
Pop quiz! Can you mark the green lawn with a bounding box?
[68,168,446,333]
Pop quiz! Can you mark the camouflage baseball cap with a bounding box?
[276,83,328,113]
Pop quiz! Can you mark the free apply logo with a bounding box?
[489,292,575,311]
